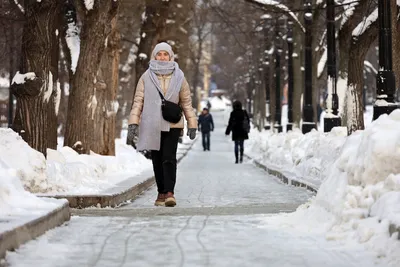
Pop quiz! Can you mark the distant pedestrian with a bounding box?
[225,100,250,164]
[198,107,214,151]
[127,42,197,207]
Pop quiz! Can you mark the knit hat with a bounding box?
[152,42,174,60]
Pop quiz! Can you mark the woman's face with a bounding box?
[155,50,171,61]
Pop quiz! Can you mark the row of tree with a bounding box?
[211,0,399,135]
[0,0,211,156]
[1,0,397,157]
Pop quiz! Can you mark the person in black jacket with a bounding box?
[225,100,250,163]
[198,108,214,151]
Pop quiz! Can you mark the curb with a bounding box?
[245,154,318,193]
[40,139,197,209]
[0,200,70,259]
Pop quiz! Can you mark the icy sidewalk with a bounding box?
[4,215,387,267]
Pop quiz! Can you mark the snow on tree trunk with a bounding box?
[11,0,62,156]
[92,17,120,156]
[64,1,118,154]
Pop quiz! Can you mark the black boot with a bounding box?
[239,149,243,163]
[235,151,239,164]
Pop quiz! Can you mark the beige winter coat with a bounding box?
[128,73,197,131]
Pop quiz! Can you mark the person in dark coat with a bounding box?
[225,100,250,163]
[198,108,214,151]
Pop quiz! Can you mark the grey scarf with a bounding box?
[137,60,185,151]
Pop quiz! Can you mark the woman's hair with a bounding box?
[232,100,242,110]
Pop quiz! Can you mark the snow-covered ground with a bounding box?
[0,163,67,232]
[247,109,400,265]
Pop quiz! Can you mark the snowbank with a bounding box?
[0,128,50,193]
[0,129,152,194]
[247,126,347,188]
[249,110,400,265]
[0,165,62,217]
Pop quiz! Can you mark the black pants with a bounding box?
[202,131,210,150]
[234,140,244,160]
[151,129,181,194]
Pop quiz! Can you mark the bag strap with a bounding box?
[157,90,165,101]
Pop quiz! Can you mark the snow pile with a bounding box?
[0,129,152,194]
[248,126,347,188]
[46,140,152,194]
[0,165,60,217]
[0,128,51,193]
[250,110,400,264]
[311,110,400,264]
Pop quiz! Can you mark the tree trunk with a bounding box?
[92,17,120,156]
[269,61,276,129]
[64,1,118,154]
[11,0,61,156]
[345,25,378,134]
[133,0,171,95]
[292,17,303,128]
[57,48,68,137]
[391,0,400,93]
[346,50,365,134]
[191,37,203,111]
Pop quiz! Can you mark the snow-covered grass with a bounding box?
[248,110,400,265]
[0,128,152,195]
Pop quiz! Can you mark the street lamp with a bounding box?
[286,21,294,131]
[324,0,341,132]
[373,0,398,120]
[302,0,316,134]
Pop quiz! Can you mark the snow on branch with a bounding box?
[317,48,327,78]
[339,0,359,29]
[316,29,327,52]
[245,0,305,33]
[352,8,378,37]
[84,0,94,10]
[13,0,25,14]
[364,60,378,74]
[12,71,36,85]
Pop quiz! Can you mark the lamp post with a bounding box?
[263,16,271,130]
[302,0,316,133]
[274,18,282,133]
[286,21,294,131]
[324,0,341,132]
[373,0,398,120]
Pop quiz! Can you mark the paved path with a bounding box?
[4,112,385,267]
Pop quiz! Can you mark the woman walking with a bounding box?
[225,100,250,164]
[127,42,197,207]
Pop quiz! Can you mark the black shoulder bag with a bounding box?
[157,90,182,123]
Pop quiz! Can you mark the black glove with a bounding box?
[127,124,139,143]
[187,128,196,140]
